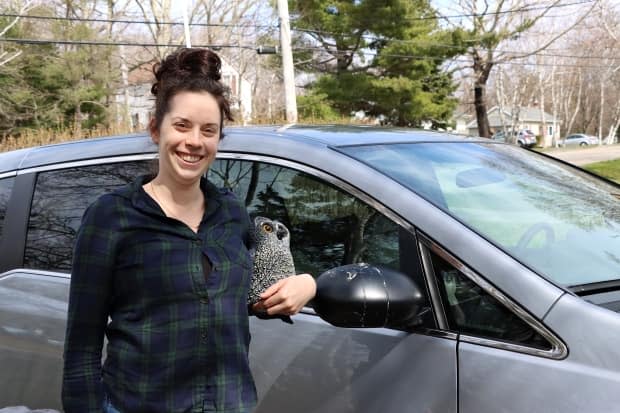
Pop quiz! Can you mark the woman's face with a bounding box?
[151,90,221,186]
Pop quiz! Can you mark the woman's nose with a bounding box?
[185,128,201,145]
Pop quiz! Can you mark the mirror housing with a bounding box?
[312,263,424,328]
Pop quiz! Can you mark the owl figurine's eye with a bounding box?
[261,223,273,233]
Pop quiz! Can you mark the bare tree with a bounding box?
[0,0,38,66]
[597,0,620,144]
[443,0,597,137]
[133,0,175,59]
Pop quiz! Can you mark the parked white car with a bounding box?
[560,133,599,147]
[491,129,537,148]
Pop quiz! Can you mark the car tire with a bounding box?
[579,142,588,147]
[518,141,525,147]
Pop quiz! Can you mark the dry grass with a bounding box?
[0,124,136,153]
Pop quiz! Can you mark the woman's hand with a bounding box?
[252,273,316,316]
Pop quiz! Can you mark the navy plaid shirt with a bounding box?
[62,175,257,413]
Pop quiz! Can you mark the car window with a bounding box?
[24,161,153,272]
[341,142,620,287]
[0,177,14,244]
[209,158,435,327]
[429,249,551,350]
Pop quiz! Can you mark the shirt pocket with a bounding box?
[211,233,253,293]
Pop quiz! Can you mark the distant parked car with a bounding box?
[491,129,537,148]
[560,133,599,147]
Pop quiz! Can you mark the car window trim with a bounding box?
[0,171,17,179]
[0,173,35,274]
[417,232,568,360]
[0,268,71,281]
[16,154,158,175]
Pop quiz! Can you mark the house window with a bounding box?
[548,126,553,136]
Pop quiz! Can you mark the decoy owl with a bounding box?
[248,216,296,310]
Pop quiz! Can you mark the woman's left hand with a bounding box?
[252,273,316,316]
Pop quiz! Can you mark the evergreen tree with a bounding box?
[0,5,112,139]
[290,0,460,127]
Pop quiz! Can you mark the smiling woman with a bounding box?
[61,48,316,413]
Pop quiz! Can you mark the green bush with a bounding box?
[297,92,340,122]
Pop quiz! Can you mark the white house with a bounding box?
[465,106,561,146]
[451,112,474,135]
[115,55,253,130]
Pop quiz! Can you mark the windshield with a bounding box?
[340,142,620,287]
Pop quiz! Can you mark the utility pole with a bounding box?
[277,0,297,123]
[182,0,191,47]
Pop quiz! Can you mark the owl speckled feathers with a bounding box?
[248,216,296,307]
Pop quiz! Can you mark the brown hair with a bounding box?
[151,48,233,134]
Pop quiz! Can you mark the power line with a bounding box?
[2,37,618,68]
[293,45,619,69]
[0,13,277,30]
[430,0,594,20]
[0,0,594,29]
[0,37,256,50]
[295,28,620,59]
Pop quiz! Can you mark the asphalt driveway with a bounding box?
[543,144,620,166]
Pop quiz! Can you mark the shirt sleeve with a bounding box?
[62,195,119,412]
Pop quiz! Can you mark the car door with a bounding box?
[209,155,458,413]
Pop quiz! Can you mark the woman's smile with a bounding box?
[176,151,204,164]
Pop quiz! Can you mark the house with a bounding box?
[114,55,253,130]
[451,111,474,135]
[465,106,561,147]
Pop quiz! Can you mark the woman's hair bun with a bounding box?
[151,48,222,96]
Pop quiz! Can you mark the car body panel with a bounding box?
[0,270,68,409]
[250,316,457,413]
[460,291,620,412]
[17,134,156,171]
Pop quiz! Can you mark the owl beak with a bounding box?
[276,224,288,240]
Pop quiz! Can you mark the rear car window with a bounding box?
[24,161,151,272]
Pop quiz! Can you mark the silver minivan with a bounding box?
[1,126,619,412]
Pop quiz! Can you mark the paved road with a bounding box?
[543,144,620,166]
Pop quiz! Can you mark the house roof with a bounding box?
[466,106,560,128]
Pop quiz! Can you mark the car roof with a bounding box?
[0,125,487,174]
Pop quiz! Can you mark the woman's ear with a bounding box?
[149,118,159,144]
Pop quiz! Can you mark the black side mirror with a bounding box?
[312,263,424,328]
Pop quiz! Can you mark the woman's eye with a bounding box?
[262,223,273,233]
[175,122,188,129]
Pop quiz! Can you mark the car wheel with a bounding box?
[579,142,588,147]
[518,141,525,147]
